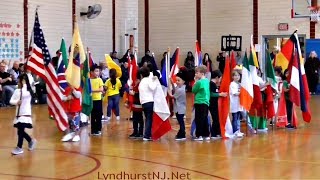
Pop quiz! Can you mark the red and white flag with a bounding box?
[26,12,68,131]
[152,79,171,140]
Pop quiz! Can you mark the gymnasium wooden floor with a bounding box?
[1,94,320,180]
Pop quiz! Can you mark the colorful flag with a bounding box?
[81,50,93,116]
[195,40,202,66]
[240,51,253,111]
[230,50,237,70]
[26,12,68,131]
[66,22,86,88]
[169,47,180,83]
[218,55,234,138]
[105,54,122,78]
[127,51,138,87]
[160,52,170,88]
[249,35,263,109]
[57,39,69,93]
[265,51,277,119]
[152,79,171,140]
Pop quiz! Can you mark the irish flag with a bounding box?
[240,51,253,111]
[218,55,234,138]
[152,79,171,140]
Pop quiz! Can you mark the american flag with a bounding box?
[26,12,68,131]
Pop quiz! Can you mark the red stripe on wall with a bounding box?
[253,0,258,45]
[145,0,149,52]
[196,0,201,48]
[310,0,317,39]
[23,0,28,59]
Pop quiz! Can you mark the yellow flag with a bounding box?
[105,54,122,78]
[66,22,86,88]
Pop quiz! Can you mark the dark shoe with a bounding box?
[175,134,186,141]
[286,124,295,129]
[129,133,137,139]
[135,134,143,139]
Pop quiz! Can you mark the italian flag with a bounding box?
[240,51,253,111]
[249,36,262,109]
[265,52,277,119]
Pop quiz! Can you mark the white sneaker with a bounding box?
[106,116,111,121]
[116,116,120,120]
[72,135,80,142]
[61,132,75,142]
[193,136,203,141]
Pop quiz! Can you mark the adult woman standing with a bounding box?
[305,51,320,94]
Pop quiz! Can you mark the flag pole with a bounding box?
[25,6,40,66]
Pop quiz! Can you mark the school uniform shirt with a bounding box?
[10,85,32,125]
[173,84,186,114]
[105,78,122,97]
[229,81,243,113]
[91,78,103,101]
[138,75,157,105]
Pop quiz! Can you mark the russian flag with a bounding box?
[195,40,202,67]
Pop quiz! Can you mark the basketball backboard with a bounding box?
[292,0,320,18]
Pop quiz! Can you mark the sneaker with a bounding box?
[72,135,80,142]
[106,116,111,121]
[143,137,152,141]
[175,135,186,141]
[135,134,143,139]
[286,124,295,129]
[61,132,75,142]
[11,147,24,155]
[203,137,210,141]
[193,136,203,141]
[129,133,137,139]
[116,116,120,121]
[211,135,222,140]
[28,139,37,151]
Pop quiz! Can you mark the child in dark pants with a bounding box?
[209,70,227,139]
[128,73,144,139]
[169,70,187,140]
[192,65,211,141]
[138,67,157,141]
[90,66,104,135]
[283,69,294,129]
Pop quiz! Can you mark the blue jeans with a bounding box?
[3,85,15,105]
[232,112,242,133]
[142,102,154,138]
[107,94,120,117]
[176,113,185,136]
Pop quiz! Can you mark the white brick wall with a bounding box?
[0,0,24,66]
[149,0,196,66]
[202,0,252,69]
[28,0,72,58]
[77,1,112,63]
[115,0,139,57]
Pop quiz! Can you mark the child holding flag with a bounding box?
[61,87,82,142]
[230,70,244,137]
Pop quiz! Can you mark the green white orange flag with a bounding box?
[240,51,253,111]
